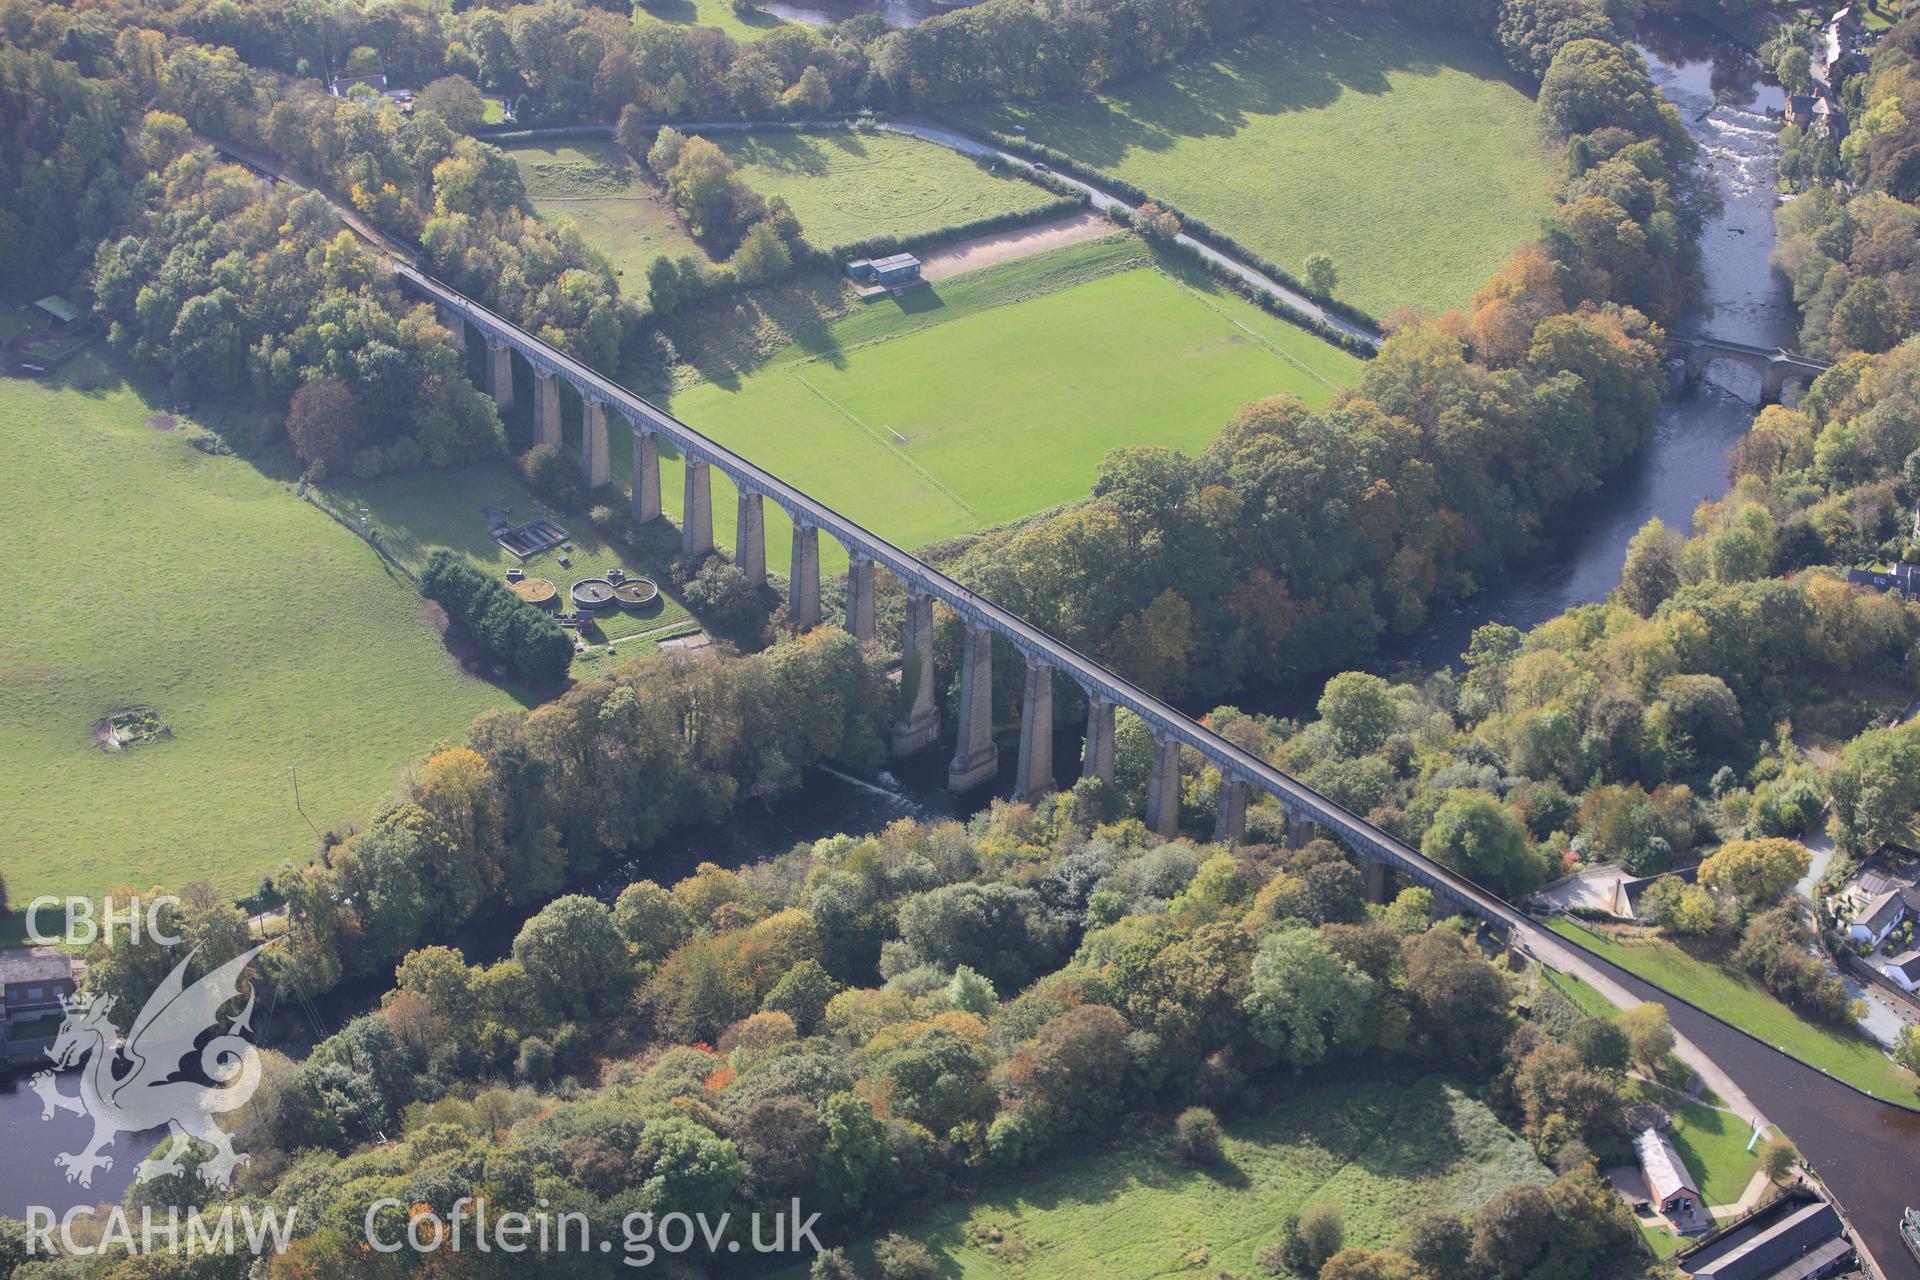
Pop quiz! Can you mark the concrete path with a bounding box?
[1708,1169,1777,1219]
[1536,863,1630,915]
[1516,924,1770,1131]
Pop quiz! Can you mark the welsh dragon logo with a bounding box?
[30,943,270,1189]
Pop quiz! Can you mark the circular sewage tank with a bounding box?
[511,577,557,608]
[571,578,617,610]
[612,577,659,610]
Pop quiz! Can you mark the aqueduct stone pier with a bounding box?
[404,267,1534,932]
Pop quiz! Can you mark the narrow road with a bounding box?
[882,118,1382,347]
[1794,693,1920,1047]
[1515,929,1769,1130]
[495,117,1383,347]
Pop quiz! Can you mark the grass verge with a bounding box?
[1547,918,1917,1102]
[712,128,1057,251]
[505,140,709,279]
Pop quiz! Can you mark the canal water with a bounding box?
[0,14,1857,1247]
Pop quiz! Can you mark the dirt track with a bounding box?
[916,210,1118,281]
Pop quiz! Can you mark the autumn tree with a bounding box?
[1618,518,1680,616]
[417,75,486,131]
[1420,791,1546,897]
[286,377,363,469]
[1758,1135,1800,1184]
[1699,838,1812,908]
[513,894,630,1020]
[1244,928,1375,1067]
[1617,1001,1675,1068]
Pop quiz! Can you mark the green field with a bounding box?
[641,237,1360,574]
[1667,1101,1759,1208]
[506,140,708,279]
[810,1072,1548,1278]
[711,129,1057,250]
[1548,919,1918,1102]
[0,366,514,904]
[949,11,1557,317]
[634,0,789,41]
[1541,965,1620,1020]
[321,465,697,650]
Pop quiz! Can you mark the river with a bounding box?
[1385,24,1793,675]
[0,760,967,1221]
[0,12,1862,1255]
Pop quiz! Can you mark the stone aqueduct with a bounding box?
[402,266,1532,931]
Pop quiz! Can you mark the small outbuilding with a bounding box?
[845,253,923,287]
[1634,1127,1708,1234]
[33,295,83,327]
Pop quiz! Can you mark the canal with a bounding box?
[8,13,1904,1265]
[1567,937,1920,1279]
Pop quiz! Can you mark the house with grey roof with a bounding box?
[0,945,81,1035]
[1884,949,1920,993]
[1846,885,1918,947]
[1834,843,1920,948]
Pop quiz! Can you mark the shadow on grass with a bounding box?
[721,129,876,179]
[660,270,855,388]
[645,0,787,28]
[860,1066,1496,1276]
[890,286,947,317]
[961,9,1520,170]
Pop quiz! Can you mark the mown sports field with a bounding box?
[794,1072,1548,1278]
[629,236,1361,573]
[949,10,1557,318]
[633,0,790,42]
[0,361,515,905]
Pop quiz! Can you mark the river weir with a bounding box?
[1377,26,1794,677]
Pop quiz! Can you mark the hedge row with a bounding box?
[828,192,1089,262]
[1146,235,1378,358]
[980,129,1382,334]
[421,548,574,683]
